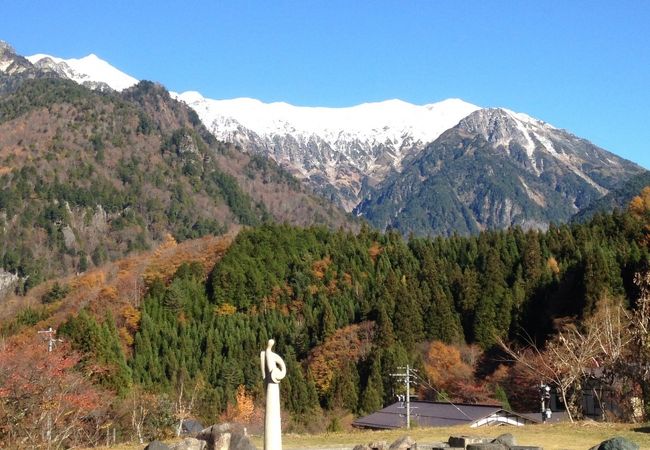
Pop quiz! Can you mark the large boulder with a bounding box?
[145,441,171,450]
[433,447,461,450]
[430,443,456,450]
[389,436,416,450]
[171,438,207,450]
[182,419,204,436]
[355,440,389,450]
[196,423,256,450]
[589,437,639,450]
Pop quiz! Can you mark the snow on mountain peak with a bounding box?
[176,92,480,147]
[26,53,138,91]
[173,91,482,210]
[458,107,559,158]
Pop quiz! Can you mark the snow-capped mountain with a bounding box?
[1,41,60,88]
[26,53,137,91]
[2,42,645,235]
[5,45,482,209]
[176,91,480,209]
[456,108,620,194]
[355,107,645,235]
[0,41,32,75]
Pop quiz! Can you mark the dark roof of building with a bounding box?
[353,401,538,429]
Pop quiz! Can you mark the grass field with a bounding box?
[92,422,650,450]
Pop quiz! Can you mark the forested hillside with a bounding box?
[0,78,353,292]
[572,170,650,222]
[1,190,648,447]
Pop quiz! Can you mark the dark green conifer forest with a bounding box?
[95,207,648,423]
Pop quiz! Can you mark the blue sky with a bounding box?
[2,1,649,168]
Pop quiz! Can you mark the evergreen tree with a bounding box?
[328,361,360,412]
[360,354,384,414]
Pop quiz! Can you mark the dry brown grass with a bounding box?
[84,421,650,450]
[279,422,649,450]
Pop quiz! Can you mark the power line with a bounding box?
[410,371,473,421]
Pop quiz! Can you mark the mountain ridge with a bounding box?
[355,108,644,235]
[27,53,138,91]
[3,42,645,236]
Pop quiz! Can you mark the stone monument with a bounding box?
[260,339,286,450]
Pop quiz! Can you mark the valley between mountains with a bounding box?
[1,40,649,449]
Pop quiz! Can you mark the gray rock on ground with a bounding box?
[449,436,492,448]
[228,429,256,450]
[182,419,204,436]
[466,444,508,450]
[353,444,372,450]
[369,441,389,450]
[389,435,416,450]
[429,442,454,450]
[491,434,516,447]
[196,423,256,450]
[171,438,208,450]
[355,440,390,450]
[145,441,171,450]
[588,436,639,450]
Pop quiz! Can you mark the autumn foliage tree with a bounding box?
[221,384,256,425]
[0,340,105,449]
[421,340,493,403]
[308,322,374,400]
[501,294,631,421]
[424,341,473,390]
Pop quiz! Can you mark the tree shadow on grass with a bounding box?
[632,425,650,433]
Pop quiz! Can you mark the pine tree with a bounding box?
[360,355,384,414]
[319,296,336,341]
[329,361,360,412]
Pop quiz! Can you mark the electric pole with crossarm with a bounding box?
[390,365,418,429]
[37,326,62,450]
[38,326,62,353]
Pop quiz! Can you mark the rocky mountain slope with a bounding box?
[355,108,645,235]
[571,169,650,222]
[0,41,60,94]
[7,42,646,237]
[177,92,480,210]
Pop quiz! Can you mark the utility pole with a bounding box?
[38,326,61,353]
[391,365,417,429]
[38,327,62,450]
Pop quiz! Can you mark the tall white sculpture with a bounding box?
[260,339,286,450]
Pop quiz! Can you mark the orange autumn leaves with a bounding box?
[308,322,375,396]
[422,340,505,405]
[630,186,650,246]
[4,233,234,351]
[0,340,105,447]
[221,384,257,425]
